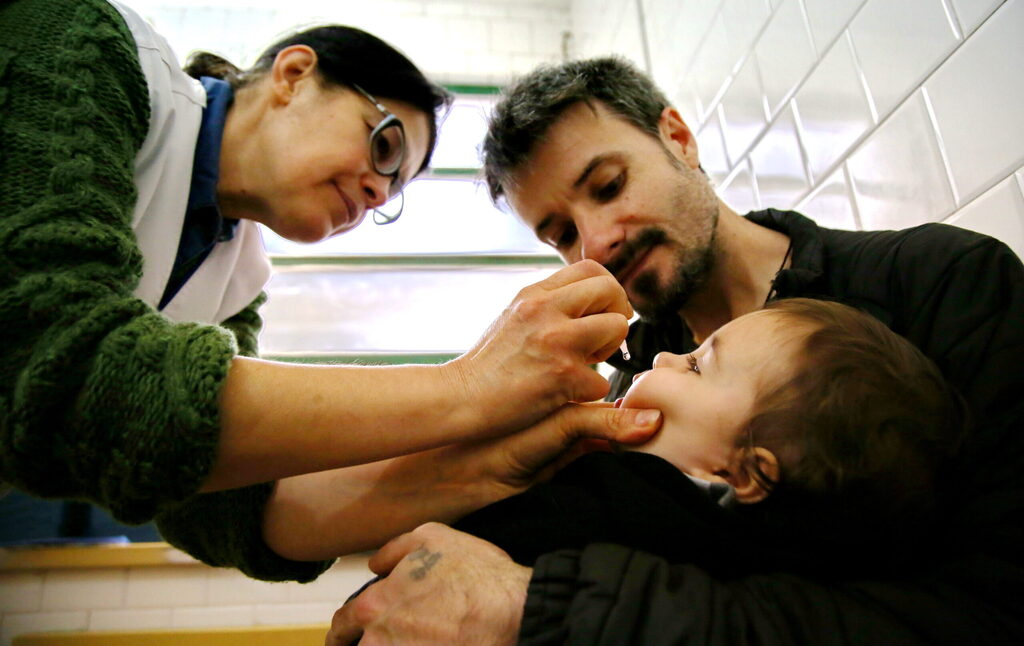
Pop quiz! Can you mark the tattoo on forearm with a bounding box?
[407,546,443,580]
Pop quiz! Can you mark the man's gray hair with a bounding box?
[482,57,670,201]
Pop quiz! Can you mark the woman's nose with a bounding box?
[362,173,391,209]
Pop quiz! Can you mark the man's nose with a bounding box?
[577,217,623,266]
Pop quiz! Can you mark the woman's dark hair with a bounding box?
[184,26,451,174]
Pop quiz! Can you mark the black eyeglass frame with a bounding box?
[352,84,407,225]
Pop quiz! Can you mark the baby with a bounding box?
[454,298,967,579]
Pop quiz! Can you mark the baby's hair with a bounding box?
[740,298,967,521]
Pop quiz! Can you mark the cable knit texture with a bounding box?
[0,0,331,581]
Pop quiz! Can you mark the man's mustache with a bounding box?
[603,228,667,279]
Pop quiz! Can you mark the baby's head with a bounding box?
[622,298,965,518]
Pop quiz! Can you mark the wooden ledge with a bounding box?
[13,624,330,645]
[0,542,199,571]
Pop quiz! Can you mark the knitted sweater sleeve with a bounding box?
[0,0,232,524]
[154,292,336,582]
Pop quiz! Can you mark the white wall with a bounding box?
[570,0,1024,257]
[122,0,571,85]
[0,555,371,646]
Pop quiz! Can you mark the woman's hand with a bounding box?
[448,260,633,438]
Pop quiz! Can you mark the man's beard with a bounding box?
[604,226,718,321]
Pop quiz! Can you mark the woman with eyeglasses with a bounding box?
[0,0,659,582]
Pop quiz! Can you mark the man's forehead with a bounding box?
[506,104,638,213]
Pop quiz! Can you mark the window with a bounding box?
[259,89,560,365]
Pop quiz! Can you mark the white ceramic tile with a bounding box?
[40,570,125,611]
[1,611,88,646]
[424,2,469,17]
[287,556,372,605]
[0,573,43,613]
[950,0,1006,35]
[847,91,956,229]
[206,569,289,606]
[671,82,704,131]
[253,602,337,626]
[945,173,1024,259]
[849,0,960,118]
[697,107,732,183]
[719,54,768,161]
[749,104,809,209]
[802,0,867,54]
[721,0,773,60]
[645,0,720,91]
[443,17,490,53]
[125,567,207,608]
[793,33,874,181]
[532,22,567,57]
[492,19,531,53]
[755,0,817,115]
[719,159,761,213]
[689,12,737,111]
[796,164,860,230]
[611,8,645,63]
[925,0,1024,205]
[88,608,172,632]
[171,605,254,629]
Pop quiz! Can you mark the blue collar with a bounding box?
[157,77,238,310]
[187,76,233,220]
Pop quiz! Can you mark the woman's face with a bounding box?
[222,47,432,243]
[619,311,800,486]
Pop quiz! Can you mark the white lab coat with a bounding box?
[109,0,272,325]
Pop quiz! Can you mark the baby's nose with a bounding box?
[652,352,684,369]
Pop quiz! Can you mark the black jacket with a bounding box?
[456,450,933,581]
[518,210,1024,645]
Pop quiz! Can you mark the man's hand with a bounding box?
[327,523,531,646]
[447,259,633,438]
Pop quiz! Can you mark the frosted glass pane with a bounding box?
[260,265,559,354]
[261,178,550,255]
[431,96,495,169]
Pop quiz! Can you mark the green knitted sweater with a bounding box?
[0,0,331,581]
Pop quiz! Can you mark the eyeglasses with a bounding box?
[352,84,406,225]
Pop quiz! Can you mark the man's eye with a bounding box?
[595,172,625,202]
[687,354,701,374]
[552,225,577,249]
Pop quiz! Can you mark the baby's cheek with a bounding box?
[621,418,688,471]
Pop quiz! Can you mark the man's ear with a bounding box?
[720,447,779,504]
[269,44,319,104]
[657,107,701,170]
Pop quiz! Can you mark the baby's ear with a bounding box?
[726,447,779,504]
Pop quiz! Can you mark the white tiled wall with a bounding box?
[571,0,1024,258]
[0,555,370,645]
[124,0,572,85]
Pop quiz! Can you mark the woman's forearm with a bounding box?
[261,403,663,561]
[262,455,492,560]
[202,261,635,493]
[201,356,480,493]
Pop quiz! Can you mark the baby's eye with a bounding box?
[687,354,701,374]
